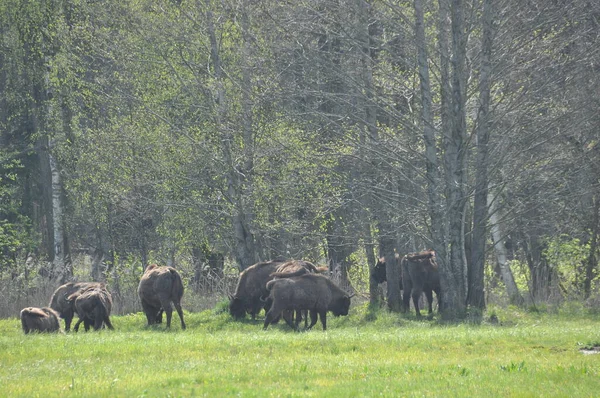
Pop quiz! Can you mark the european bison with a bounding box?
[20,307,61,334]
[401,249,441,317]
[138,264,186,330]
[229,260,284,320]
[269,260,328,329]
[49,281,104,331]
[370,254,403,289]
[263,273,352,331]
[68,285,114,332]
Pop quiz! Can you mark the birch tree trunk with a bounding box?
[489,190,524,305]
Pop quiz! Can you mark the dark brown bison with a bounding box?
[229,260,284,320]
[138,264,186,330]
[49,282,104,331]
[68,286,114,332]
[401,250,441,317]
[20,307,61,334]
[370,255,403,289]
[268,260,329,329]
[263,273,352,331]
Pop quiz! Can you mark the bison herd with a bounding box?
[19,252,440,334]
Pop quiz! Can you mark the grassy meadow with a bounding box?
[1,303,599,397]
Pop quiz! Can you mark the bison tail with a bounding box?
[169,268,185,300]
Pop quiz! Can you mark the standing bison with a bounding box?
[20,307,61,334]
[263,273,352,331]
[68,286,114,332]
[229,260,284,320]
[49,281,103,331]
[138,264,186,329]
[401,250,441,317]
[269,260,328,329]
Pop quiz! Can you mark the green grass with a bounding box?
[1,304,599,397]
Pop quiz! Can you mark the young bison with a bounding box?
[68,286,114,332]
[49,282,104,331]
[263,273,352,331]
[229,260,284,320]
[401,250,441,317]
[20,307,61,334]
[138,264,186,330]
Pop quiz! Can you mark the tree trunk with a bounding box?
[584,195,599,298]
[379,230,401,312]
[489,190,524,305]
[50,150,70,282]
[415,0,447,292]
[468,0,493,309]
[438,0,468,319]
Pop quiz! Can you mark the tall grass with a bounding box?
[1,304,599,397]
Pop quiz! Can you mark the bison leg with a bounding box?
[282,310,297,330]
[306,311,319,330]
[402,278,413,313]
[263,308,280,330]
[412,286,423,317]
[164,305,173,328]
[319,311,327,331]
[141,301,159,326]
[424,288,434,314]
[104,315,114,330]
[173,301,186,330]
[402,289,412,313]
[73,318,81,332]
[64,310,74,332]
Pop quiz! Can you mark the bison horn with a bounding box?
[348,293,355,298]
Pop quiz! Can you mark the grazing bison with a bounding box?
[401,250,441,317]
[269,260,329,329]
[229,260,284,320]
[138,264,186,330]
[263,273,352,331]
[20,307,61,334]
[68,286,114,332]
[49,281,103,331]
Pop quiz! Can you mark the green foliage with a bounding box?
[544,235,593,294]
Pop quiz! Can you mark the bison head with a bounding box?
[371,257,387,284]
[330,295,352,317]
[228,296,247,319]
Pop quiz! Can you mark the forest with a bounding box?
[0,0,599,320]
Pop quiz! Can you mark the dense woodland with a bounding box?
[0,0,599,320]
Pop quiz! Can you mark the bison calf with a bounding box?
[263,273,352,331]
[20,307,61,334]
[49,282,104,331]
[68,286,114,332]
[138,264,186,330]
